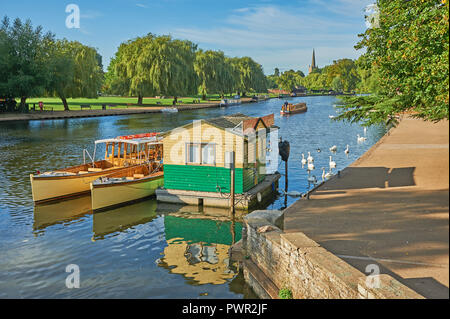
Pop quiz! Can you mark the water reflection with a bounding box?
[33,195,92,233]
[157,203,242,286]
[92,199,158,240]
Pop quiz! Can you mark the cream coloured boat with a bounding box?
[91,142,164,212]
[30,133,161,204]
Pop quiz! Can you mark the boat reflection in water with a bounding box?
[156,203,242,285]
[92,199,158,240]
[33,194,92,233]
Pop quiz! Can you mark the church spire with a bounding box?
[309,49,317,73]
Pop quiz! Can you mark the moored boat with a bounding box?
[30,133,160,204]
[90,139,164,211]
[280,102,307,115]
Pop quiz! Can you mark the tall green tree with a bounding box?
[228,57,267,96]
[337,0,449,126]
[110,34,198,104]
[276,69,303,92]
[194,50,233,99]
[0,16,54,107]
[47,40,103,110]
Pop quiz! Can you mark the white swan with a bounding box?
[307,151,314,163]
[307,162,315,171]
[344,144,349,155]
[301,153,307,166]
[364,127,367,135]
[329,156,336,169]
[322,167,332,180]
[329,145,337,152]
[357,134,366,142]
[329,115,335,119]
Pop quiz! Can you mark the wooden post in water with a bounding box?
[226,151,236,217]
[284,159,288,207]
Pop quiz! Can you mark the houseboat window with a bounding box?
[186,143,216,165]
[187,143,200,163]
[202,144,215,165]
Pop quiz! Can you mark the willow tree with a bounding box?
[336,0,449,126]
[111,33,198,104]
[276,70,304,92]
[47,40,103,110]
[194,50,234,99]
[228,57,267,96]
[0,16,54,107]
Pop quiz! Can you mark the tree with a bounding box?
[274,67,280,77]
[228,57,267,96]
[194,50,234,99]
[326,59,359,92]
[110,34,198,105]
[337,0,449,126]
[0,16,54,107]
[47,40,103,110]
[276,70,303,92]
[331,76,344,92]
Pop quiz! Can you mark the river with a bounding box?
[0,96,386,298]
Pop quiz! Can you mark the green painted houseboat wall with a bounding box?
[164,164,265,194]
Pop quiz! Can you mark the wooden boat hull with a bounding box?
[90,172,164,212]
[280,103,307,115]
[30,165,128,204]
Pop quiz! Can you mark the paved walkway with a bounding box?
[284,116,449,298]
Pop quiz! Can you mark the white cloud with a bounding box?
[169,4,367,73]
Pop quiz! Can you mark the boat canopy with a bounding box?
[95,134,162,146]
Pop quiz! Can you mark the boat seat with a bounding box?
[126,177,134,180]
[133,174,144,178]
[88,168,102,172]
[78,171,89,174]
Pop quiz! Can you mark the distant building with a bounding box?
[308,49,318,74]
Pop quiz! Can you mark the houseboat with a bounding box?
[219,98,241,107]
[155,113,281,209]
[30,133,160,204]
[280,102,307,115]
[90,137,164,211]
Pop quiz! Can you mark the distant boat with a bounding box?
[280,102,307,115]
[220,98,241,107]
[161,107,178,113]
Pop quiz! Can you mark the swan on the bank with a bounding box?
[322,167,332,180]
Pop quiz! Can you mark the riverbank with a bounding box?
[282,116,449,298]
[0,97,272,122]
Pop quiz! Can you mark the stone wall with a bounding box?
[242,210,424,299]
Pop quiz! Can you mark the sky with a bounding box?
[0,0,374,75]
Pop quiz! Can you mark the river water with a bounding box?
[0,96,386,298]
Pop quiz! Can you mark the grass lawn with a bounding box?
[24,96,212,111]
[22,93,274,111]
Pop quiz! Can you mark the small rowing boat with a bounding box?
[90,138,164,211]
[280,102,307,115]
[30,133,160,204]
